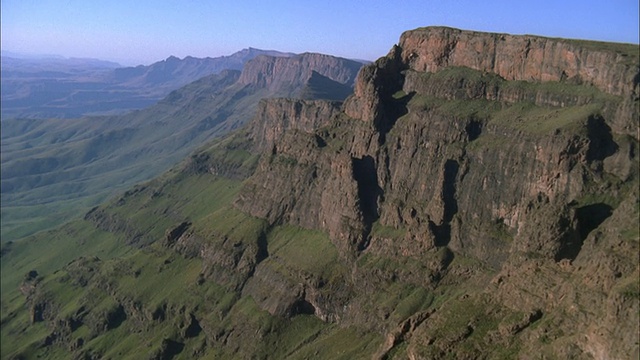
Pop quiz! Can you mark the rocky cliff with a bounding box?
[236,27,639,358]
[346,27,639,136]
[238,53,363,98]
[397,27,637,97]
[247,98,343,152]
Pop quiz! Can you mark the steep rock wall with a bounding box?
[346,26,639,137]
[233,27,639,358]
[398,27,638,97]
[238,53,362,92]
[248,98,342,152]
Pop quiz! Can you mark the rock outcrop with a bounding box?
[397,27,637,96]
[238,52,363,99]
[247,98,342,152]
[346,26,639,136]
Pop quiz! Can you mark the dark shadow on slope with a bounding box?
[432,160,460,247]
[352,155,383,250]
[442,160,459,223]
[300,71,354,101]
[576,203,612,240]
[184,314,202,338]
[106,304,127,330]
[586,115,617,162]
[158,339,185,360]
[556,202,613,261]
[289,298,316,317]
[376,92,414,146]
[314,134,327,148]
[465,119,483,141]
[256,231,269,264]
[164,221,191,247]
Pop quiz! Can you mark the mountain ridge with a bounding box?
[1,48,296,119]
[1,52,364,241]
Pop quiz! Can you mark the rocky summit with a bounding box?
[1,27,638,359]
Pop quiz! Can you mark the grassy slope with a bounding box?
[0,71,264,241]
[0,132,382,359]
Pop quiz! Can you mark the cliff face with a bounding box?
[237,27,639,358]
[347,27,639,136]
[397,27,638,97]
[247,98,342,152]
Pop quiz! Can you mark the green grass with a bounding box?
[1,143,354,358]
[490,102,602,135]
[199,206,268,244]
[371,221,407,240]
[617,276,640,299]
[0,304,54,359]
[562,39,639,65]
[0,221,130,359]
[0,192,111,242]
[409,91,604,142]
[109,249,203,305]
[285,325,383,360]
[403,65,620,148]
[0,131,266,358]
[84,324,153,360]
[266,225,339,276]
[390,287,434,321]
[0,220,129,298]
[412,294,523,359]
[0,77,271,242]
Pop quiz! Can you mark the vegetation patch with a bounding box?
[267,225,339,276]
[371,221,407,240]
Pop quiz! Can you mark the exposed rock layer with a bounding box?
[238,53,362,95]
[346,27,639,137]
[398,27,638,97]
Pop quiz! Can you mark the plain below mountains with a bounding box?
[1,52,365,241]
[1,48,294,119]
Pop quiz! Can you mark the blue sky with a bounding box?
[2,0,638,65]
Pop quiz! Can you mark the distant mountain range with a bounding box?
[1,52,364,240]
[0,48,294,119]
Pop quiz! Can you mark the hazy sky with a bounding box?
[2,0,638,65]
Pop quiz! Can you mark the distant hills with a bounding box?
[1,52,364,240]
[0,48,294,119]
[0,55,122,71]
